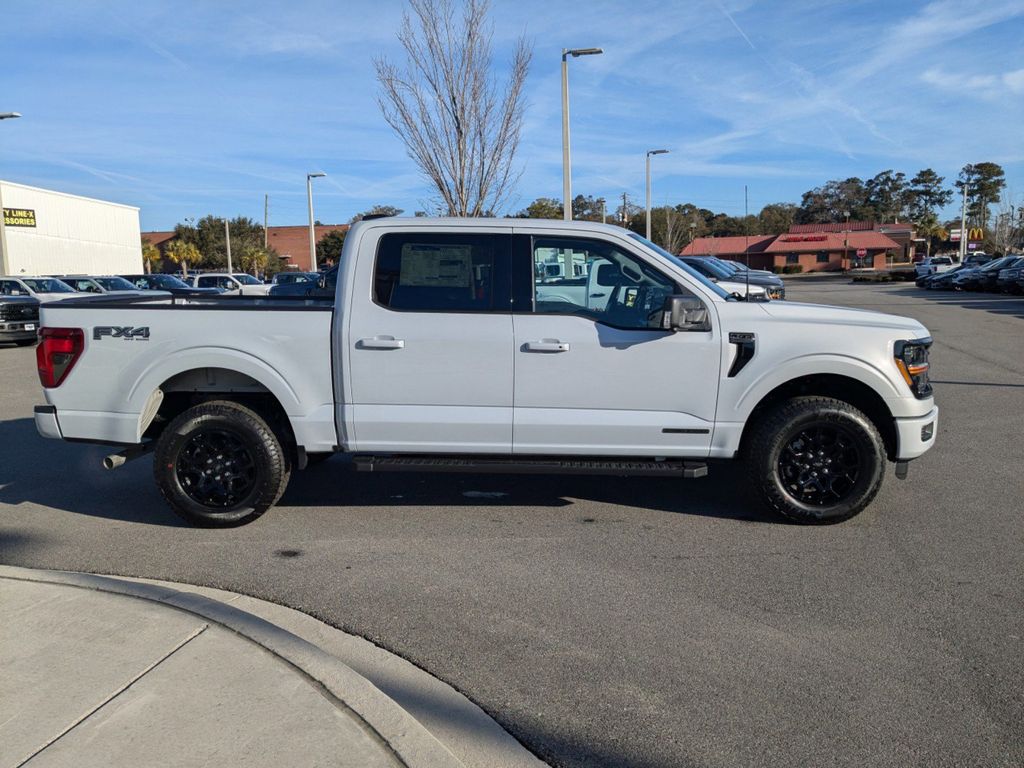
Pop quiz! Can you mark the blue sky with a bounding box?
[2,0,1022,231]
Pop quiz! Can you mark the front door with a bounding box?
[346,230,514,453]
[512,233,720,456]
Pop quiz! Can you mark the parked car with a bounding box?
[924,266,968,290]
[269,268,336,297]
[191,273,272,295]
[0,295,40,346]
[120,274,222,297]
[55,275,164,297]
[914,256,956,278]
[679,256,784,299]
[952,256,1018,291]
[271,271,319,286]
[994,257,1024,293]
[0,276,80,302]
[34,218,936,528]
[962,253,991,268]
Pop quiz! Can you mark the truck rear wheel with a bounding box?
[153,400,289,527]
[745,396,886,524]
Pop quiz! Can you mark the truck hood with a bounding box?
[759,301,928,334]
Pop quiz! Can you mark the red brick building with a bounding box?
[142,224,349,272]
[681,225,905,272]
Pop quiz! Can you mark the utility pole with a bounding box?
[600,198,606,224]
[224,219,233,273]
[622,192,628,226]
[958,184,968,263]
[263,194,269,249]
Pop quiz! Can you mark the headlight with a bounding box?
[894,338,932,399]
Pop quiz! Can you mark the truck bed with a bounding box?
[37,293,337,451]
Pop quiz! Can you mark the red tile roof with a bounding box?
[680,236,775,256]
[763,231,899,252]
[789,221,914,234]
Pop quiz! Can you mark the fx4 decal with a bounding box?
[93,326,150,341]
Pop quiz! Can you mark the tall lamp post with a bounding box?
[645,149,669,241]
[561,47,603,221]
[306,172,325,271]
[0,112,22,276]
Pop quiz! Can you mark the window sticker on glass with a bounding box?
[400,244,472,287]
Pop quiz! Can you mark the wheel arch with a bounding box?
[738,373,898,460]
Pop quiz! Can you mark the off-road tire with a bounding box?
[154,400,289,527]
[745,396,886,524]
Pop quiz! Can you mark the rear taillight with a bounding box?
[37,327,84,388]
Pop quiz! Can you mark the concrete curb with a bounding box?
[0,565,464,768]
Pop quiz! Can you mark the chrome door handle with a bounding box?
[358,336,405,350]
[524,340,570,353]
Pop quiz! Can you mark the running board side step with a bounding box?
[352,455,709,478]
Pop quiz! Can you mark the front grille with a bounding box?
[0,303,39,322]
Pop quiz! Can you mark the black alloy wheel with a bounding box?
[175,429,258,508]
[154,400,290,527]
[745,396,886,523]
[776,424,865,506]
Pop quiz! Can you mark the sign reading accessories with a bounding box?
[3,208,36,227]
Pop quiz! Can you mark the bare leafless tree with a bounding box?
[375,0,532,216]
[662,207,689,255]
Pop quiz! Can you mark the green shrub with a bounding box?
[781,265,804,274]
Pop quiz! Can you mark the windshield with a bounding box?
[627,233,730,299]
[684,256,734,280]
[233,274,262,285]
[94,277,137,291]
[707,257,742,275]
[149,274,191,288]
[23,278,76,293]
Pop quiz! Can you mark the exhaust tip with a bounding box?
[103,454,126,470]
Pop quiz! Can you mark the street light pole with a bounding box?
[958,184,968,263]
[645,149,669,241]
[0,112,22,276]
[561,47,603,221]
[224,218,232,273]
[307,172,325,271]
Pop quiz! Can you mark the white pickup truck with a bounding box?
[33,218,937,526]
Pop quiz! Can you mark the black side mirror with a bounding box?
[662,295,710,331]
[317,274,327,290]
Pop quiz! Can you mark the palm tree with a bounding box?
[164,240,201,278]
[141,238,161,274]
[915,213,947,259]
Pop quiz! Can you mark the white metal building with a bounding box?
[0,180,142,277]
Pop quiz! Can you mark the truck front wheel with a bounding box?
[745,397,886,524]
[153,400,289,527]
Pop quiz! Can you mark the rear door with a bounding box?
[511,232,721,456]
[344,229,514,453]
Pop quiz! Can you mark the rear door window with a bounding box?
[374,232,511,312]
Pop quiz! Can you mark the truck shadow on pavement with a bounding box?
[0,417,775,525]
[0,417,187,527]
[279,455,774,524]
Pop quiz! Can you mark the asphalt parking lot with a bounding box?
[1,280,1022,768]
